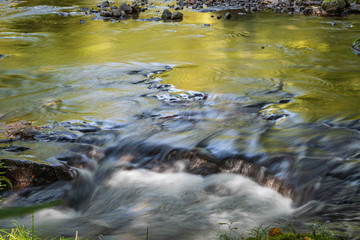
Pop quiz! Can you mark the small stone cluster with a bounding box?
[96,0,148,20]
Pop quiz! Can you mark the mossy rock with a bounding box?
[351,38,360,55]
[321,0,349,14]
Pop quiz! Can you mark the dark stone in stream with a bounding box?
[0,159,75,190]
[76,130,119,147]
[0,145,30,153]
[321,0,349,15]
[162,9,172,19]
[111,9,122,18]
[80,19,86,24]
[62,123,101,133]
[171,11,184,19]
[34,130,78,142]
[263,114,287,121]
[225,11,231,19]
[217,14,222,19]
[0,181,71,208]
[97,0,110,8]
[104,142,294,199]
[279,98,291,104]
[120,1,133,14]
[0,54,8,60]
[100,10,113,17]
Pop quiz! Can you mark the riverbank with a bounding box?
[0,220,350,240]
[175,0,360,16]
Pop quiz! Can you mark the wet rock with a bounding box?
[350,3,360,13]
[76,130,119,147]
[110,5,118,10]
[80,7,89,11]
[80,19,86,24]
[0,145,30,153]
[97,0,110,8]
[321,0,348,14]
[0,54,8,60]
[1,159,75,190]
[162,9,172,19]
[1,121,39,140]
[351,38,360,55]
[100,10,113,17]
[171,10,183,19]
[55,153,97,170]
[131,2,140,13]
[34,130,78,142]
[120,1,133,14]
[217,14,222,19]
[225,11,231,19]
[263,114,287,121]
[63,123,101,133]
[111,8,122,18]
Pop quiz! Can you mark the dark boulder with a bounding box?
[321,0,349,14]
[112,9,122,18]
[225,12,231,19]
[97,0,110,8]
[171,11,183,19]
[1,159,75,190]
[100,10,113,17]
[120,1,133,14]
[162,9,172,19]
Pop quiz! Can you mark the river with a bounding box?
[0,0,360,238]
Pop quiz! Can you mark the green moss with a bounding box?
[321,0,344,4]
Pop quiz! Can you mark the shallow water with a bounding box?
[0,0,360,238]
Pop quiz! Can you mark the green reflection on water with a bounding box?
[0,0,359,125]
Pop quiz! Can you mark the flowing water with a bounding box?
[0,0,360,238]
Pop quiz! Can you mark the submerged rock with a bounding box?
[351,38,360,55]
